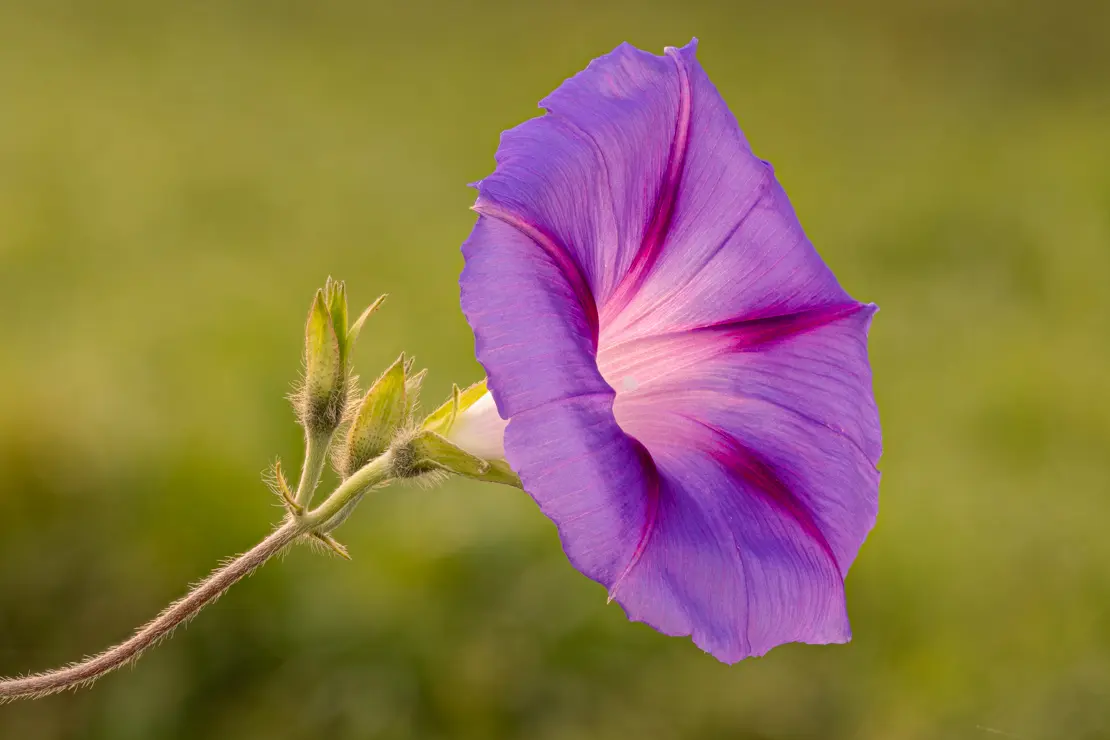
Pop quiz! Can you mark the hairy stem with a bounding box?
[0,521,300,702]
[294,431,333,509]
[0,454,396,702]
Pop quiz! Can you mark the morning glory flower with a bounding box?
[459,39,881,663]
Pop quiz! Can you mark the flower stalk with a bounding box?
[0,279,512,703]
[0,446,396,703]
[294,430,334,509]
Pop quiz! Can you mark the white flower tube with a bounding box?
[442,390,509,461]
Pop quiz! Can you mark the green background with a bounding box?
[1,1,1108,738]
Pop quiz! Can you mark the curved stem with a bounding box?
[0,520,301,703]
[0,449,396,702]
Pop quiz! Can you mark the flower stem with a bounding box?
[0,521,299,702]
[0,454,395,703]
[294,431,333,509]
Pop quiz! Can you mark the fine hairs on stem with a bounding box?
[0,449,398,703]
[0,522,301,702]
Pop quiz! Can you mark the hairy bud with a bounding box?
[301,288,344,433]
[295,279,386,436]
[341,354,408,477]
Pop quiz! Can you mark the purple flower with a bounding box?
[457,39,881,663]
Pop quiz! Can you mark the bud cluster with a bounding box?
[289,278,519,522]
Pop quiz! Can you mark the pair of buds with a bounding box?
[281,279,519,559]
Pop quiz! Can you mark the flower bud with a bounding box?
[341,354,407,477]
[295,279,386,436]
[301,288,345,434]
[325,278,350,368]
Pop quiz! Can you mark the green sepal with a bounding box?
[347,294,387,351]
[324,278,349,367]
[271,459,303,515]
[479,459,524,489]
[305,289,341,396]
[407,430,490,478]
[422,379,488,435]
[402,430,521,486]
[403,366,427,419]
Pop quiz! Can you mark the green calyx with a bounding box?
[421,379,488,436]
[390,428,521,488]
[409,381,523,489]
[300,279,519,489]
[298,278,386,436]
[392,429,490,479]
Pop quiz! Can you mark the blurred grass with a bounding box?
[1,0,1108,738]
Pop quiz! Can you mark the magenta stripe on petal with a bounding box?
[692,418,840,571]
[473,201,600,347]
[693,303,869,353]
[601,45,693,324]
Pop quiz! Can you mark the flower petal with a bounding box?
[501,347,876,663]
[616,384,879,575]
[600,44,853,344]
[604,413,854,661]
[474,41,691,304]
[460,215,610,418]
[602,303,882,463]
[600,308,879,660]
[460,40,882,664]
[503,393,657,594]
[472,37,852,348]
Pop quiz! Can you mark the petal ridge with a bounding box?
[685,417,841,572]
[544,111,623,267]
[634,165,773,316]
[601,44,694,322]
[604,412,852,661]
[636,388,879,476]
[472,202,600,346]
[691,302,870,350]
[603,302,868,364]
[606,440,661,602]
